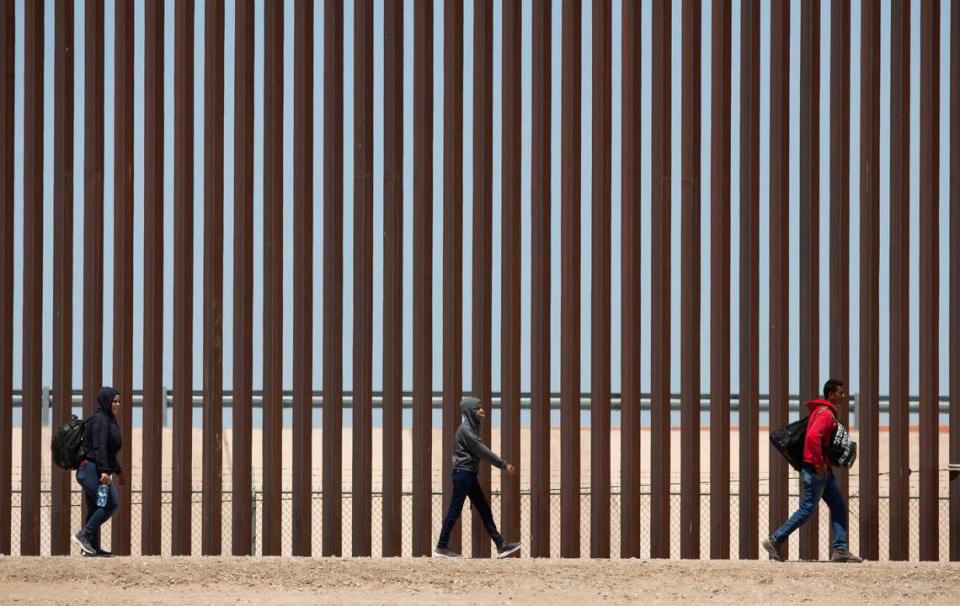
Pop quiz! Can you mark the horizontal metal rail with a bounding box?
[11,389,950,415]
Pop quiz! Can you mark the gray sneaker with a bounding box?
[761,536,784,562]
[432,547,461,559]
[72,531,96,555]
[496,541,521,559]
[831,549,863,563]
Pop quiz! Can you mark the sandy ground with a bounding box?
[0,556,958,605]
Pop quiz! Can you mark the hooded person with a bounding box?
[433,396,521,559]
[762,379,862,563]
[72,386,122,557]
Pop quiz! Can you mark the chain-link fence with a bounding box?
[10,488,953,560]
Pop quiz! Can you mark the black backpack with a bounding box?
[51,415,88,470]
[770,415,810,471]
[770,408,858,472]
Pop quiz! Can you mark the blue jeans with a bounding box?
[76,461,118,544]
[772,466,848,551]
[437,469,503,549]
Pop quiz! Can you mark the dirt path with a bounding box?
[1,556,958,605]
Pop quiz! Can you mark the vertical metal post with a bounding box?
[83,0,104,421]
[142,0,165,557]
[412,0,434,558]
[112,0,135,556]
[20,0,44,557]
[768,0,790,561]
[798,0,821,561]
[322,0,344,559]
[76,33,98,565]
[351,0,373,557]
[262,0,284,557]
[710,0,732,561]
[829,0,851,505]
[530,0,552,559]
[560,0,581,560]
[650,0,672,560]
[52,0,75,557]
[590,0,612,561]
[889,0,910,562]
[680,0,702,560]
[951,0,960,563]
[473,0,494,559]
[294,0,316,559]
[858,0,880,561]
[620,0,642,561]
[0,0,16,557]
[172,0,195,557]
[918,0,940,562]
[202,0,225,557]
[442,0,464,556]
[620,0,643,558]
[232,0,255,557]
[352,0,375,558]
[382,0,404,558]
[738,0,760,561]
[501,0,522,554]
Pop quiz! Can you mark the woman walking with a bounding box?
[72,386,122,556]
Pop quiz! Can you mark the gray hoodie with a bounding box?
[451,396,507,473]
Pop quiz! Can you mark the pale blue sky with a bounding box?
[9,0,956,402]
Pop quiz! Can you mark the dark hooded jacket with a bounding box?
[451,397,507,473]
[84,386,123,475]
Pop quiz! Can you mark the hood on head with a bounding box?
[805,398,837,415]
[460,396,481,431]
[97,386,119,416]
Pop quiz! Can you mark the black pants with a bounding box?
[437,469,502,549]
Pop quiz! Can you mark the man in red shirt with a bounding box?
[762,379,862,562]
